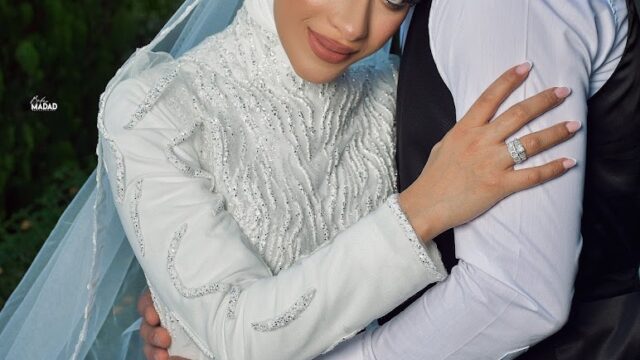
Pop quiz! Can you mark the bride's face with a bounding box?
[274,0,411,84]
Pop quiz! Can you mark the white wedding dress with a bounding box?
[100,3,446,359]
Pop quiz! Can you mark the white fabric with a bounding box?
[100,3,445,360]
[320,0,629,359]
[245,0,276,32]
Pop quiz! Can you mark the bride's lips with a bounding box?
[307,29,357,64]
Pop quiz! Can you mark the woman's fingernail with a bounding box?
[563,158,577,169]
[565,121,582,133]
[555,87,572,99]
[515,61,533,75]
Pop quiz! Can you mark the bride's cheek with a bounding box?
[371,6,409,46]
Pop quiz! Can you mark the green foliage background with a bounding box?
[0,0,182,309]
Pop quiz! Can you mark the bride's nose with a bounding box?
[329,0,370,42]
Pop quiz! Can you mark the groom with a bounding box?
[369,0,640,359]
[139,0,640,359]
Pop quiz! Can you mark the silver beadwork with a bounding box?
[167,223,231,298]
[106,139,127,204]
[130,178,145,256]
[165,121,213,180]
[385,194,441,275]
[126,65,180,129]
[251,289,316,332]
[166,6,400,274]
[226,286,241,319]
[507,138,528,165]
[97,89,126,205]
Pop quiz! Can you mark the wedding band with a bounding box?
[507,138,528,164]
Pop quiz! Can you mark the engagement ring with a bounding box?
[507,138,528,165]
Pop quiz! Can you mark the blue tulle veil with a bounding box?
[0,1,242,358]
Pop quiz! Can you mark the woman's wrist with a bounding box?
[398,187,446,244]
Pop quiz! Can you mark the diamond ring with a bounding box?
[507,138,528,165]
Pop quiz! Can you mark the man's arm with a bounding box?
[321,0,629,359]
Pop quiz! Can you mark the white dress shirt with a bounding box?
[320,0,629,359]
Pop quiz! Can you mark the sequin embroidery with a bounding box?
[226,286,241,319]
[165,121,213,180]
[107,139,127,204]
[130,178,145,256]
[385,194,441,275]
[251,289,316,332]
[126,65,180,129]
[167,223,231,298]
[97,91,127,204]
[169,7,400,274]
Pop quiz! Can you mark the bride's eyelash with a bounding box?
[383,0,421,11]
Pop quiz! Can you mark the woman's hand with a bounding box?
[399,63,580,242]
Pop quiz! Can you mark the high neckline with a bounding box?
[245,0,277,34]
[181,4,309,89]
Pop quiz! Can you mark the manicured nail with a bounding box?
[565,121,582,133]
[563,158,577,169]
[555,87,572,99]
[515,61,533,75]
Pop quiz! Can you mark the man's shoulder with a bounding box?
[428,0,628,96]
[430,0,624,36]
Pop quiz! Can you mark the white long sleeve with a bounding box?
[99,14,447,358]
[320,0,629,359]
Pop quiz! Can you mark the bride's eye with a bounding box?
[383,0,409,11]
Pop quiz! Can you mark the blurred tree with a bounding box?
[0,0,182,308]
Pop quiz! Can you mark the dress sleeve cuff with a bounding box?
[385,193,448,280]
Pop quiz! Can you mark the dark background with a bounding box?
[0,0,181,309]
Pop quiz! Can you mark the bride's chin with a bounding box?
[290,61,347,84]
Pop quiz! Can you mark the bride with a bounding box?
[0,0,578,359]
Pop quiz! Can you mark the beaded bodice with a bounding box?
[157,7,399,274]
